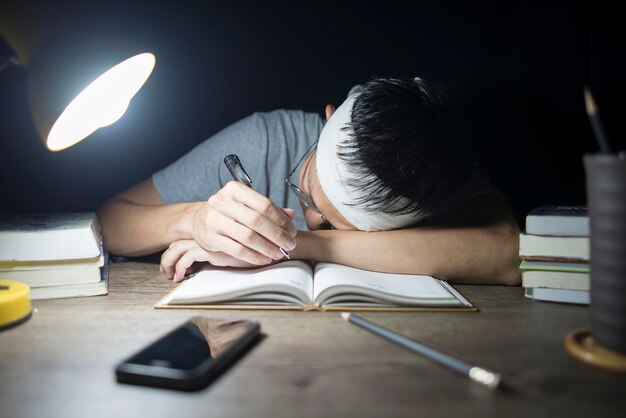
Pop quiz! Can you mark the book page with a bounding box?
[161,260,314,306]
[312,263,464,307]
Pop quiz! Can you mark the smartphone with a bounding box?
[115,316,260,391]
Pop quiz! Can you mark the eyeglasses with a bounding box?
[285,139,320,214]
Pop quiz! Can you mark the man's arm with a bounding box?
[96,178,196,257]
[291,193,521,285]
[96,178,297,262]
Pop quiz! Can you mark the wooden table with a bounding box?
[1,260,625,418]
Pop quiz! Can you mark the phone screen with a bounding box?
[116,317,260,390]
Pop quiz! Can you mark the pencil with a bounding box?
[583,86,611,153]
[341,313,501,390]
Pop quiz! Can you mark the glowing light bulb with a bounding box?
[46,52,155,151]
[98,99,130,128]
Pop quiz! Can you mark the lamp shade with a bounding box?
[29,46,155,151]
[0,1,155,151]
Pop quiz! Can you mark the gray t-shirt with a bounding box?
[152,110,324,230]
[153,107,497,231]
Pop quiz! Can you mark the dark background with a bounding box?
[0,0,624,225]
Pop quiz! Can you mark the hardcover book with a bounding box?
[519,233,589,260]
[519,260,589,273]
[521,270,589,291]
[525,206,589,236]
[0,255,104,287]
[0,238,105,287]
[156,261,474,312]
[29,253,109,300]
[524,287,589,305]
[0,213,101,261]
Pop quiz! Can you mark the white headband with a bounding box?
[316,94,425,231]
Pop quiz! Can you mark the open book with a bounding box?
[156,261,474,311]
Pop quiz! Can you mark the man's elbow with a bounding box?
[96,198,130,257]
[490,221,521,286]
[495,262,522,286]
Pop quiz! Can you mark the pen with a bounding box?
[224,154,290,260]
[341,313,501,390]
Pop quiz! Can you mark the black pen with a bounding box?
[341,313,501,390]
[224,154,290,260]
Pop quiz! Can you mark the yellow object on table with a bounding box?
[0,280,32,330]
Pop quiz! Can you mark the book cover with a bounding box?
[525,206,589,237]
[0,213,101,262]
[520,260,589,273]
[0,213,97,232]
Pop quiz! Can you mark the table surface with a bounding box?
[1,260,625,418]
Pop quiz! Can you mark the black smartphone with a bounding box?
[115,316,260,391]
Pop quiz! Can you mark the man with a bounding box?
[97,77,520,285]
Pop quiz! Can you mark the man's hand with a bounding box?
[190,181,297,266]
[161,239,263,282]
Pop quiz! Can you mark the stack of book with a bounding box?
[519,206,589,305]
[0,213,108,300]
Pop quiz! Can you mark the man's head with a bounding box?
[299,77,472,231]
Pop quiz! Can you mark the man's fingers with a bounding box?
[210,234,282,266]
[172,247,268,282]
[174,247,213,282]
[228,205,296,255]
[203,211,288,261]
[163,239,264,282]
[223,181,297,238]
[202,252,256,268]
[282,208,297,220]
[192,182,297,266]
[161,240,199,280]
[220,216,287,260]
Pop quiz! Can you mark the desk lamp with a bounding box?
[0,1,156,330]
[0,0,156,151]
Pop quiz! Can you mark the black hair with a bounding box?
[340,77,472,222]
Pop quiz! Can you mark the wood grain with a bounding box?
[0,260,624,418]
